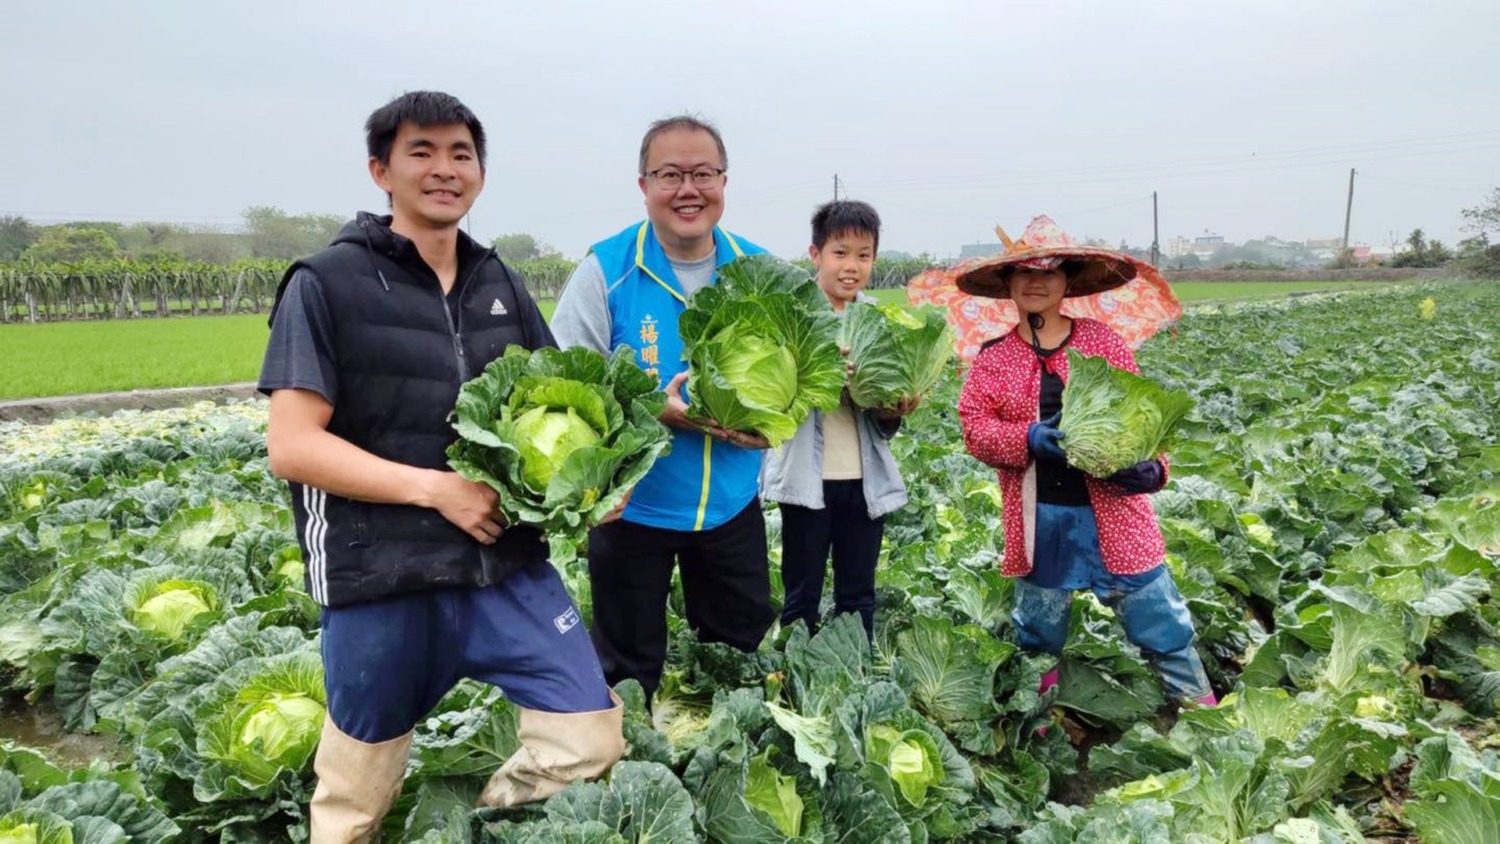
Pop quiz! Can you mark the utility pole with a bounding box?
[833,174,841,201]
[1150,191,1161,266]
[1341,168,1356,260]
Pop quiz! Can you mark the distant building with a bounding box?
[1305,236,1344,262]
[1192,234,1225,260]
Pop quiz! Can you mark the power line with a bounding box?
[850,129,1500,191]
[1357,173,1492,192]
[859,143,1500,197]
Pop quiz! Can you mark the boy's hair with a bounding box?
[638,114,728,176]
[365,91,487,170]
[811,200,881,252]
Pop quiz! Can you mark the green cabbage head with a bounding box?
[239,692,327,762]
[513,404,603,491]
[198,650,326,792]
[844,301,954,411]
[129,579,217,640]
[0,820,40,844]
[0,811,74,844]
[448,345,672,565]
[679,256,843,446]
[867,724,944,806]
[744,753,805,837]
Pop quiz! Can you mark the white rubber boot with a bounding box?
[478,689,625,808]
[309,718,412,843]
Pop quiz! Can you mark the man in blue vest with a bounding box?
[259,91,624,841]
[551,114,775,697]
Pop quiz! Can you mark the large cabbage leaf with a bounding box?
[1059,348,1194,478]
[1405,730,1500,843]
[447,345,671,564]
[679,256,843,446]
[486,762,698,844]
[20,781,176,843]
[700,749,819,842]
[844,302,954,411]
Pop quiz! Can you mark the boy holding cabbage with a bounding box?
[955,215,1217,713]
[762,200,919,640]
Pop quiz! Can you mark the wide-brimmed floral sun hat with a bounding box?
[908,215,1182,360]
[953,215,1159,299]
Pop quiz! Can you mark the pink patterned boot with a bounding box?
[1034,669,1061,737]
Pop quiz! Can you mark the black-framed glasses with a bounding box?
[645,167,725,190]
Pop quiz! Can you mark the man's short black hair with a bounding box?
[638,114,728,176]
[365,91,487,170]
[811,200,881,252]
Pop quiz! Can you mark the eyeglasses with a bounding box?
[645,167,725,190]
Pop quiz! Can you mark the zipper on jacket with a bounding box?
[436,255,489,383]
[441,300,468,382]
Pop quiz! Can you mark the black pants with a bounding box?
[778,480,885,640]
[586,499,773,697]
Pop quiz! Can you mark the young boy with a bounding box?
[761,200,915,640]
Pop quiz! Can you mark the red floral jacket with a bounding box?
[957,318,1169,577]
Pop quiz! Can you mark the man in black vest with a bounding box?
[259,91,623,841]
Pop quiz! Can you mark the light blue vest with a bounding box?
[591,221,766,531]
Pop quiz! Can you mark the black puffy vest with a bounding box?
[271,214,550,607]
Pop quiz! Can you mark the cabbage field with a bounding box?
[1,282,1497,842]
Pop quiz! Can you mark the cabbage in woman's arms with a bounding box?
[1059,348,1194,478]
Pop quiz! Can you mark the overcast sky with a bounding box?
[3,0,1498,259]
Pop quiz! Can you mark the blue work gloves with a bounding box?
[1026,412,1068,465]
[1107,459,1164,495]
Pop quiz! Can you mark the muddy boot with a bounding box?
[309,718,412,844]
[478,689,625,808]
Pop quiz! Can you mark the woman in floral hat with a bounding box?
[955,215,1217,719]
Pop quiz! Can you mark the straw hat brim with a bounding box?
[954,247,1143,299]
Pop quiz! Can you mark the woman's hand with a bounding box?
[1106,459,1164,494]
[1026,412,1068,465]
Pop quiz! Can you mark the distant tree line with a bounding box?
[0,207,345,265]
[8,188,1494,324]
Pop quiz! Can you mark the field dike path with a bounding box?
[0,382,262,424]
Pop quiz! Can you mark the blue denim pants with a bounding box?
[1012,502,1211,700]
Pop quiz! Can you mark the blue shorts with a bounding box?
[320,560,609,743]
